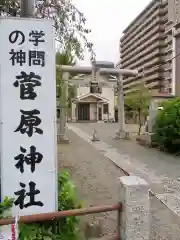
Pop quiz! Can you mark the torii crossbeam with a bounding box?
[56,65,138,143]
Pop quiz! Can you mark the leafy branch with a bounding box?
[0,0,96,60]
[125,83,151,135]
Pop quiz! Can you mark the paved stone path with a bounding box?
[67,123,180,219]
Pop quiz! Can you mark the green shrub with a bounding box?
[56,171,82,240]
[153,97,180,153]
[0,170,82,240]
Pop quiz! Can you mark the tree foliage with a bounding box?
[0,0,95,60]
[153,97,180,153]
[56,51,77,120]
[125,84,151,134]
[56,51,76,100]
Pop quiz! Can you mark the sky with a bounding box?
[72,0,151,66]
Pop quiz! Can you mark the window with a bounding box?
[90,85,96,93]
[90,82,102,94]
[103,104,109,114]
[168,87,172,93]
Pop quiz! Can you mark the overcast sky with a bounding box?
[72,0,151,66]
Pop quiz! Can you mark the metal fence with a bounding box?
[0,203,122,240]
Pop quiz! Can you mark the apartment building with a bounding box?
[120,0,180,96]
[165,0,180,95]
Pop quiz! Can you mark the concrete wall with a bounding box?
[102,87,115,120]
[168,0,180,23]
[175,35,180,96]
[76,85,89,97]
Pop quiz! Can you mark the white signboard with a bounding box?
[0,18,57,216]
[0,224,18,240]
[0,225,12,240]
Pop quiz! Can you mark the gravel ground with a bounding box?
[58,129,125,238]
[57,128,180,240]
[73,123,180,182]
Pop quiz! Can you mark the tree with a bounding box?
[1,1,95,118]
[0,0,95,60]
[153,97,180,153]
[56,51,76,118]
[125,83,151,135]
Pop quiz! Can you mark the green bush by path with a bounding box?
[0,170,82,240]
[153,97,180,153]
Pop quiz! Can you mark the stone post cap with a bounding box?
[119,176,149,186]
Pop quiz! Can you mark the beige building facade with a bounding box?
[120,0,180,96]
[71,74,116,122]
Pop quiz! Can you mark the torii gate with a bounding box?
[56,65,138,143]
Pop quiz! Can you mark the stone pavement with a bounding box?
[68,123,180,219]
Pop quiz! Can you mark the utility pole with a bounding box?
[20,0,35,17]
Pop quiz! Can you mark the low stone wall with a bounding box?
[150,194,180,240]
[119,176,180,240]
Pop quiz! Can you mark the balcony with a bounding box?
[165,25,173,35]
[144,66,163,75]
[162,15,168,23]
[121,18,163,53]
[164,46,172,54]
[163,62,172,69]
[122,49,162,69]
[143,56,162,68]
[165,76,172,81]
[123,79,160,94]
[159,6,168,16]
[161,0,168,7]
[121,43,160,67]
[146,80,160,89]
[121,26,165,58]
[121,34,165,62]
[164,66,172,72]
[124,81,159,94]
[121,7,160,46]
[123,73,159,89]
[164,53,172,63]
[165,35,172,44]
[174,28,180,37]
[121,2,161,42]
[124,67,163,84]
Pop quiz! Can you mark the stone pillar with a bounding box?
[114,75,129,139]
[119,176,150,240]
[147,99,162,132]
[57,72,70,144]
[96,103,99,121]
[71,103,76,122]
